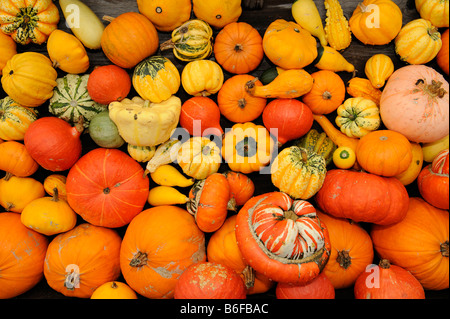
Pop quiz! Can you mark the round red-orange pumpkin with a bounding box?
[180,96,224,137]
[275,272,335,299]
[317,210,374,289]
[214,22,264,74]
[120,205,206,299]
[87,65,131,105]
[174,262,246,299]
[371,197,449,290]
[0,212,48,299]
[66,148,149,228]
[235,192,331,285]
[437,28,449,76]
[315,169,409,225]
[44,223,122,298]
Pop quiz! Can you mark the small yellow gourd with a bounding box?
[47,30,89,74]
[148,186,189,206]
[145,139,182,174]
[365,54,394,88]
[150,164,194,187]
[127,144,156,163]
[91,281,138,299]
[324,0,352,51]
[314,45,355,73]
[181,60,224,96]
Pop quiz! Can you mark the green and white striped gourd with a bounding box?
[49,74,107,127]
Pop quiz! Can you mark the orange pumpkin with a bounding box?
[137,0,192,32]
[217,74,267,123]
[44,223,122,298]
[371,197,449,291]
[0,212,49,299]
[0,174,45,213]
[87,65,131,105]
[437,28,449,76]
[317,210,374,289]
[275,272,335,299]
[356,130,413,177]
[0,31,16,75]
[214,22,264,74]
[91,281,138,299]
[101,12,159,68]
[302,70,346,115]
[0,140,38,177]
[120,206,206,299]
[223,171,255,206]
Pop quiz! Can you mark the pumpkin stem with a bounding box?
[245,78,259,95]
[160,39,175,51]
[322,91,332,100]
[129,251,148,268]
[227,197,237,211]
[299,147,309,162]
[111,282,118,289]
[416,79,448,99]
[64,267,80,291]
[102,15,115,23]
[234,43,243,52]
[242,265,256,289]
[379,259,391,269]
[441,241,449,257]
[336,250,351,269]
[238,98,247,109]
[3,172,12,182]
[51,187,60,202]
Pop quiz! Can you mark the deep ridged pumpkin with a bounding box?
[181,60,224,97]
[0,96,38,141]
[415,0,449,28]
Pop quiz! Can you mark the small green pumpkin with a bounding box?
[295,129,336,166]
[88,110,125,148]
[49,74,107,127]
[0,96,38,141]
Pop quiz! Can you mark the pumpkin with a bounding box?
[187,173,234,233]
[180,96,224,137]
[395,142,424,186]
[354,259,425,299]
[176,136,222,179]
[160,19,213,62]
[235,192,331,284]
[214,22,264,74]
[415,0,449,28]
[0,174,44,213]
[0,0,59,45]
[314,45,355,73]
[101,12,159,69]
[88,110,125,149]
[49,74,107,128]
[207,215,274,295]
[262,19,317,70]
[437,29,449,76]
[0,140,38,177]
[132,56,180,103]
[222,122,274,174]
[43,174,67,200]
[395,19,442,65]
[223,171,255,206]
[174,262,246,299]
[108,95,181,147]
[217,74,267,123]
[127,144,156,163]
[380,65,449,143]
[91,281,138,299]
[20,187,77,236]
[295,129,337,166]
[347,77,382,105]
[262,98,314,146]
[315,169,410,225]
[356,130,413,177]
[24,117,83,172]
[192,0,242,29]
[371,197,449,290]
[0,213,48,299]
[335,97,381,138]
[276,273,335,299]
[349,0,403,45]
[324,0,352,50]
[87,65,132,105]
[120,205,206,299]
[137,0,192,32]
[0,96,37,141]
[316,210,374,289]
[302,70,346,115]
[271,146,327,200]
[181,60,224,96]
[0,31,16,75]
[47,30,89,74]
[417,149,449,210]
[44,223,122,298]
[1,52,57,107]
[365,54,394,88]
[66,148,149,228]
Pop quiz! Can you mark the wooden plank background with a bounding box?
[2,0,448,300]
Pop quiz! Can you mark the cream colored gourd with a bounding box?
[108,95,181,147]
[145,139,182,173]
[150,164,194,187]
[148,186,189,206]
[365,54,394,88]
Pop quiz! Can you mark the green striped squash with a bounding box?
[49,74,107,127]
[0,96,38,141]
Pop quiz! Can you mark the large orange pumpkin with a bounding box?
[66,148,149,228]
[0,212,49,299]
[371,197,449,291]
[120,206,206,299]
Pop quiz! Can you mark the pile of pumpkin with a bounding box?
[0,0,448,300]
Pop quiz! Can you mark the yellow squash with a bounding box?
[148,186,189,206]
[291,0,327,46]
[365,54,394,88]
[324,0,352,51]
[150,164,194,187]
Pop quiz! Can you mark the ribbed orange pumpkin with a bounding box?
[371,197,449,291]
[0,212,49,299]
[101,12,159,68]
[120,206,206,299]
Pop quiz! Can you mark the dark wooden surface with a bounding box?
[1,0,449,301]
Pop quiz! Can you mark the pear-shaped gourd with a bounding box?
[148,186,189,206]
[150,164,194,187]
